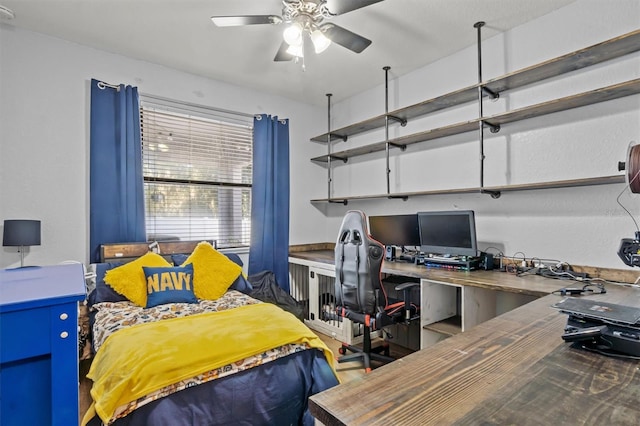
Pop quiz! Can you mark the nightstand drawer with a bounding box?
[0,306,51,363]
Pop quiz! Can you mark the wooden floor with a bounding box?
[315,331,416,383]
[79,360,92,424]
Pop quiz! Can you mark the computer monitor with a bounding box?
[417,210,478,257]
[368,214,421,248]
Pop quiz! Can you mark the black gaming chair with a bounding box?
[334,210,420,372]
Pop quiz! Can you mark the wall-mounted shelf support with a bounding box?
[388,142,407,151]
[386,115,408,126]
[325,93,334,201]
[388,195,409,201]
[383,66,409,198]
[475,21,492,197]
[482,121,501,133]
[327,155,349,163]
[329,199,349,205]
[481,189,502,199]
[325,93,348,205]
[384,66,393,195]
[328,133,348,142]
[481,86,500,99]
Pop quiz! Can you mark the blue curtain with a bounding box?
[89,79,146,263]
[248,115,290,292]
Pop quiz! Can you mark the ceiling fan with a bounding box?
[211,0,384,62]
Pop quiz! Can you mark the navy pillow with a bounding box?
[143,264,197,308]
[170,253,189,266]
[224,252,243,268]
[87,262,127,306]
[230,273,253,294]
[171,252,253,294]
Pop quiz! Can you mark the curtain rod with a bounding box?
[96,80,120,91]
[96,81,254,120]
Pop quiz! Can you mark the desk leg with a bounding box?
[462,286,496,332]
[50,303,79,426]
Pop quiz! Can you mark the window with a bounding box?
[139,96,253,248]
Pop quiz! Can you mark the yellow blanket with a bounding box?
[82,303,336,425]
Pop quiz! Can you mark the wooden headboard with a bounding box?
[100,240,214,263]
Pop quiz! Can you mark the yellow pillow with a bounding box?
[104,252,172,307]
[181,241,242,300]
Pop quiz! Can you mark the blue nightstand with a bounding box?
[0,263,86,425]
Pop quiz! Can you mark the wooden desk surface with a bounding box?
[289,250,560,297]
[309,286,640,426]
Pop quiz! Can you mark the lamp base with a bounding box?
[18,245,26,268]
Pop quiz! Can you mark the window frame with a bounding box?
[138,94,254,249]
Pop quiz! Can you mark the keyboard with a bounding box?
[427,256,461,263]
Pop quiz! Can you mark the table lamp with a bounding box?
[3,219,41,267]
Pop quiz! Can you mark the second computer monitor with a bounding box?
[417,210,478,257]
[368,214,421,248]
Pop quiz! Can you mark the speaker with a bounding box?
[480,252,494,270]
[385,245,396,261]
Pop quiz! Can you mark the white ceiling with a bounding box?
[1,0,576,106]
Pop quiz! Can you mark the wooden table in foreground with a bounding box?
[309,285,640,425]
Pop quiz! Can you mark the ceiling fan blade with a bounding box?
[321,24,372,53]
[274,41,295,62]
[324,0,384,15]
[210,15,282,27]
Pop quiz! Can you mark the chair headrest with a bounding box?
[336,210,369,245]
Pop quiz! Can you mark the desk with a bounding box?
[290,249,559,296]
[302,256,640,425]
[290,250,561,349]
[0,264,86,426]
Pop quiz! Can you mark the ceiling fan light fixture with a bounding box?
[211,0,381,63]
[310,29,331,54]
[286,43,304,58]
[283,22,303,47]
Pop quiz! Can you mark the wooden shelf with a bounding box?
[310,29,640,144]
[423,315,462,337]
[310,175,625,203]
[310,29,639,204]
[482,28,640,100]
[311,86,479,143]
[485,79,640,126]
[311,79,640,164]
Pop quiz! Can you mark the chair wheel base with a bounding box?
[336,329,395,372]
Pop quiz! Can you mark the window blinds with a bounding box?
[139,97,253,248]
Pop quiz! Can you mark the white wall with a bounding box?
[0,24,326,268]
[1,0,639,272]
[313,0,640,270]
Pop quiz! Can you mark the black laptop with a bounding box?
[553,298,640,326]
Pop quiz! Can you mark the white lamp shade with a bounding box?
[310,29,331,53]
[286,43,304,58]
[283,22,303,46]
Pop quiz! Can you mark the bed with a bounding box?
[81,241,339,426]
